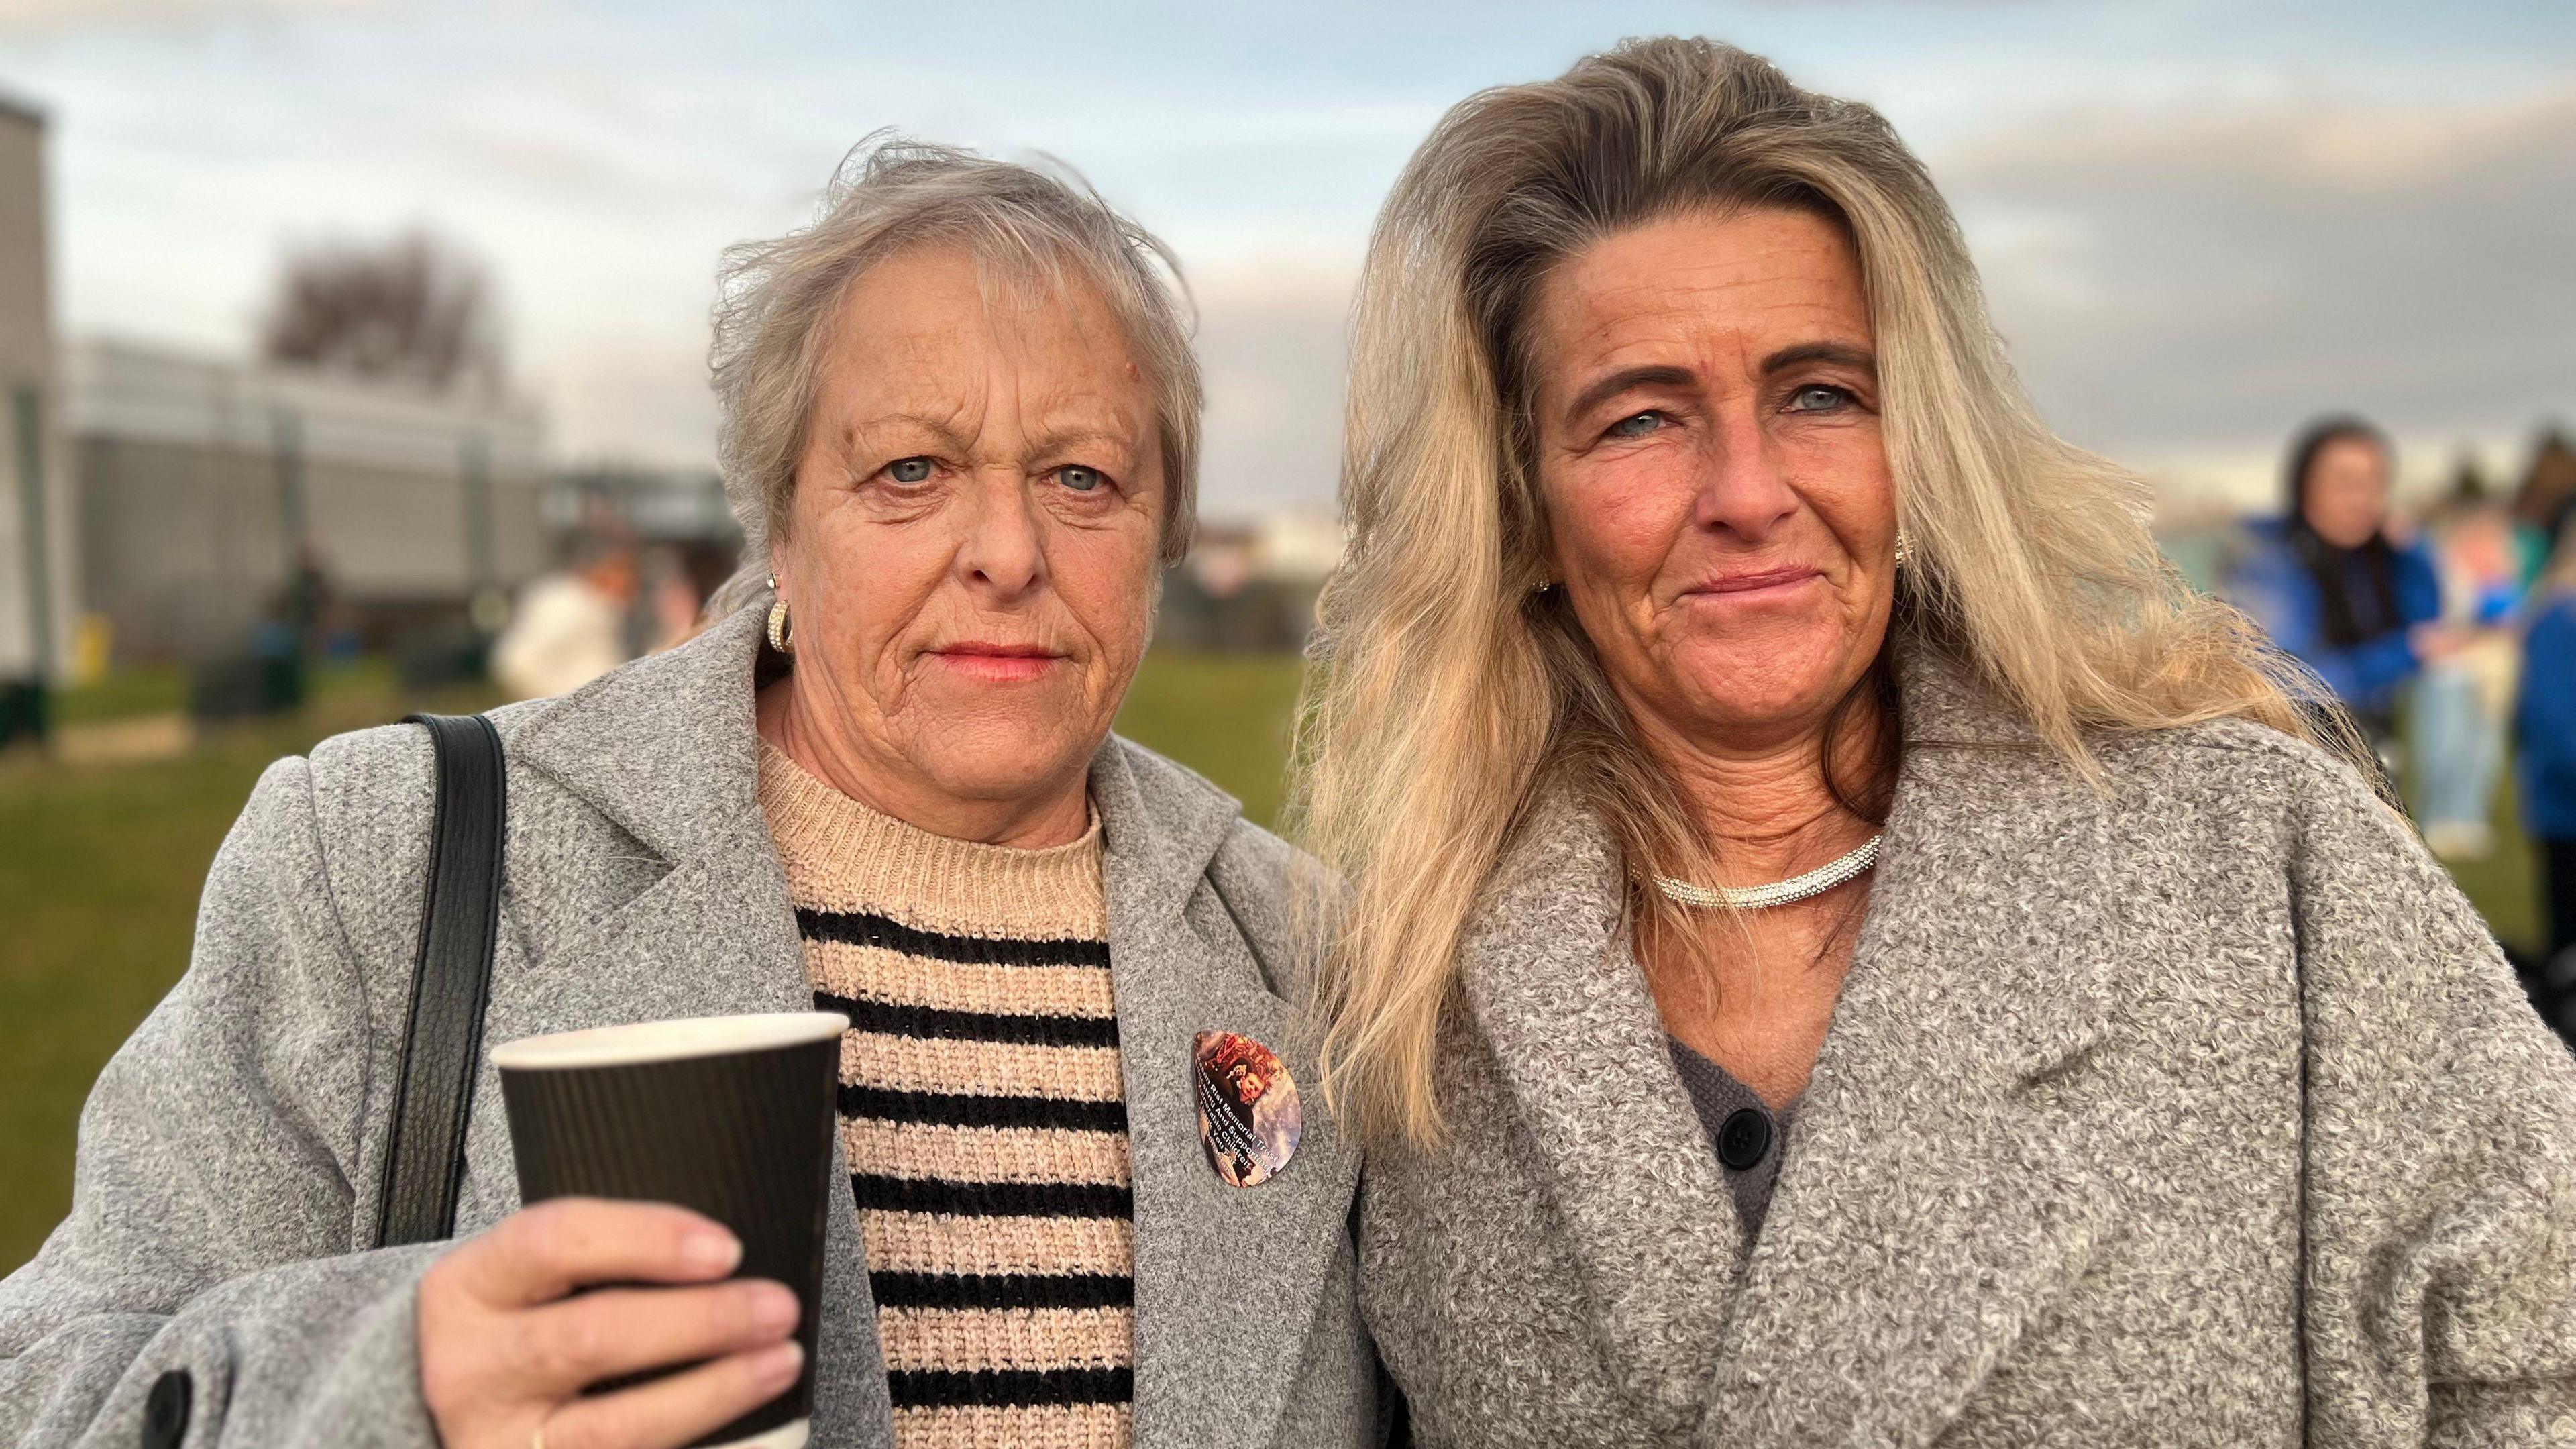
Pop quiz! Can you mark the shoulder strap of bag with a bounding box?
[375,712,507,1248]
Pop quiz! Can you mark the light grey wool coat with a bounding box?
[1360,654,2576,1448]
[0,602,1381,1449]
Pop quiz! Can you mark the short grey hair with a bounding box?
[708,135,1201,608]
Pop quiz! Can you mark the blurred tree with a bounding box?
[260,230,504,394]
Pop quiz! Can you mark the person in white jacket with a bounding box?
[489,541,637,700]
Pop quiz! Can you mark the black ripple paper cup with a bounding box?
[494,1010,848,1449]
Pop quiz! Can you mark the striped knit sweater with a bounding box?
[759,742,1133,1448]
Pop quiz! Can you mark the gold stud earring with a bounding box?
[765,576,794,655]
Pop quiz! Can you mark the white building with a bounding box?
[1248,509,1346,584]
[65,337,548,661]
[1,93,76,698]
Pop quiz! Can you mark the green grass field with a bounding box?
[0,648,2545,1275]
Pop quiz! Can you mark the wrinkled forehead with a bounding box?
[828,239,1140,362]
[809,243,1155,437]
[1518,207,1872,402]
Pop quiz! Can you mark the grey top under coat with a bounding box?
[1356,645,2576,1448]
[0,602,1384,1449]
[1664,1038,1792,1242]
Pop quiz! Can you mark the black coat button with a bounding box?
[1717,1107,1772,1170]
[142,1368,191,1449]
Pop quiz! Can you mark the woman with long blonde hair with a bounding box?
[1295,37,2576,1446]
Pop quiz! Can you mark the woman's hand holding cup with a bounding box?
[419,1199,806,1449]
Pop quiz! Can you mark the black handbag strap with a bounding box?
[375,712,507,1248]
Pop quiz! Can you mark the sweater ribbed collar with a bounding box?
[756,738,1106,940]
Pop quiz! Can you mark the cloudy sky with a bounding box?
[1,0,2571,517]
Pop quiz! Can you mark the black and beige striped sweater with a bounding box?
[759,742,1132,1449]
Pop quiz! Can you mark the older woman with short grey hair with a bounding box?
[1,140,1379,1449]
[1299,39,2576,1446]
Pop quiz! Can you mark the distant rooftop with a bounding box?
[62,335,547,479]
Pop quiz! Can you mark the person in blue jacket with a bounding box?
[2518,536,2576,963]
[2228,415,2450,745]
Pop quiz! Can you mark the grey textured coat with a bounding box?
[1360,656,2576,1448]
[0,603,1379,1449]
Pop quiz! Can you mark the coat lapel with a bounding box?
[1094,742,1364,1448]
[1699,659,2137,1448]
[1455,790,1747,1434]
[477,606,898,1449]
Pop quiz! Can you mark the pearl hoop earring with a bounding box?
[765,576,794,655]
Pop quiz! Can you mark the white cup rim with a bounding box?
[491,1012,849,1071]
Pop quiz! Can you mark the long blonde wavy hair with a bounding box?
[1290,36,2339,1150]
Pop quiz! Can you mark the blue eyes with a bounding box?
[1599,386,1856,442]
[876,459,1112,493]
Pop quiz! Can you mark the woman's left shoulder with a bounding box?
[2119,719,2518,971]
[2101,716,2384,824]
[2094,716,2452,895]
[1103,734,1327,900]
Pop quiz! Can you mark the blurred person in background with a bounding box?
[2226,417,2449,763]
[2415,499,2525,859]
[0,142,1382,1449]
[489,532,639,700]
[2520,526,2576,974]
[1300,38,2576,1446]
[285,539,343,658]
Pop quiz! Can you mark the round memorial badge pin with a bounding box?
[1193,1030,1302,1187]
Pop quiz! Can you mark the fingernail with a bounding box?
[684,1230,741,1274]
[752,1339,804,1387]
[753,1283,800,1334]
